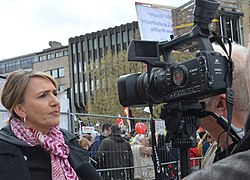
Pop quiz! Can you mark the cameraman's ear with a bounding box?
[216,94,227,112]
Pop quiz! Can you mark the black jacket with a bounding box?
[96,134,134,180]
[0,125,101,180]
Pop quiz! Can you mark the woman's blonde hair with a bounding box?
[1,69,57,119]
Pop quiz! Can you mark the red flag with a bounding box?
[116,114,124,127]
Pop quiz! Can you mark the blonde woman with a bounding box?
[0,70,101,180]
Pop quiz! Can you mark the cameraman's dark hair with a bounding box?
[102,123,111,132]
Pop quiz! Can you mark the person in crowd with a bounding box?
[96,124,134,180]
[82,133,93,145]
[79,136,92,150]
[198,43,249,167]
[0,70,101,180]
[197,131,207,156]
[189,146,201,173]
[183,42,250,179]
[131,134,155,180]
[90,123,111,161]
[202,133,214,156]
[198,132,214,157]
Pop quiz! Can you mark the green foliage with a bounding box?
[86,51,145,117]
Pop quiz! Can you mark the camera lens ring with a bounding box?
[173,65,188,87]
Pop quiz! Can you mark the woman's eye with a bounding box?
[53,92,58,96]
[39,93,47,98]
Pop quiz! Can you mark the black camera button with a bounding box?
[193,85,201,92]
[185,88,192,94]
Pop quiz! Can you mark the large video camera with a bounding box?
[118,0,227,107]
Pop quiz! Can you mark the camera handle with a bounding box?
[200,111,241,144]
[160,101,202,178]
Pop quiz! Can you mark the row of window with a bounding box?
[0,57,35,73]
[39,50,69,61]
[45,67,65,79]
[72,30,133,55]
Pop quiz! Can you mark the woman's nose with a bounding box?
[50,94,60,107]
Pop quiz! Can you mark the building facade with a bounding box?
[33,41,71,92]
[0,53,38,76]
[68,21,139,112]
[240,0,250,46]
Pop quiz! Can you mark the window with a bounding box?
[99,37,103,48]
[5,61,19,73]
[74,63,77,74]
[84,61,87,72]
[0,64,5,73]
[72,44,76,54]
[111,34,115,45]
[58,68,64,77]
[59,84,65,91]
[63,50,69,56]
[47,53,55,60]
[116,32,121,44]
[79,62,82,73]
[39,55,46,61]
[77,43,81,54]
[122,31,127,43]
[51,69,58,78]
[85,81,88,92]
[82,41,86,52]
[93,38,97,50]
[91,79,95,92]
[75,83,78,94]
[116,32,121,51]
[88,39,93,59]
[20,58,33,69]
[80,82,83,93]
[55,51,63,58]
[128,29,133,43]
[104,35,108,47]
[88,40,92,50]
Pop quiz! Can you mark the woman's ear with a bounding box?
[13,104,26,118]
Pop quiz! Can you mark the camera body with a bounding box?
[118,49,228,107]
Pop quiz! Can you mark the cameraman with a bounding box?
[184,43,250,179]
[198,43,249,168]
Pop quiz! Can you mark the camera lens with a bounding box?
[173,66,187,86]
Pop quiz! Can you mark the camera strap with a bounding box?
[146,65,164,180]
[210,32,234,155]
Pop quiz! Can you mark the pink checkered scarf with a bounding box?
[10,117,79,180]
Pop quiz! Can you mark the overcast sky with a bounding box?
[0,0,189,59]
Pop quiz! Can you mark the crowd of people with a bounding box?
[78,123,177,180]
